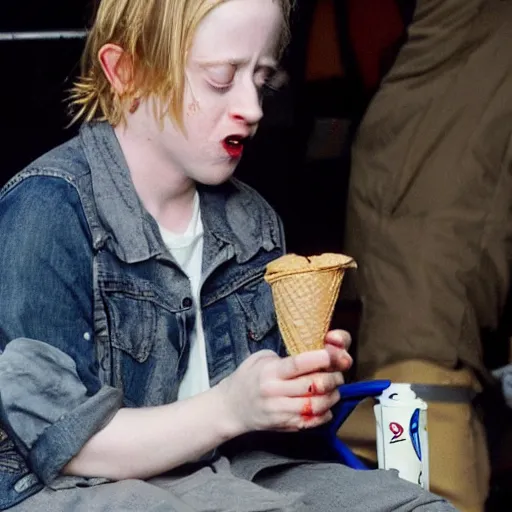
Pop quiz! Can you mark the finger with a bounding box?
[266,389,340,418]
[265,393,339,432]
[311,389,341,414]
[273,410,333,432]
[325,344,353,372]
[295,390,341,418]
[260,371,344,398]
[325,329,352,351]
[276,350,331,380]
[297,410,334,430]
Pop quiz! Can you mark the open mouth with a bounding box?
[222,135,247,159]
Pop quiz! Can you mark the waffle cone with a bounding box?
[264,253,357,355]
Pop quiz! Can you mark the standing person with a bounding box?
[0,0,457,510]
[341,0,512,511]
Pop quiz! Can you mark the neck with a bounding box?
[114,124,196,234]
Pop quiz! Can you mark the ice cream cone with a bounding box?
[264,253,357,355]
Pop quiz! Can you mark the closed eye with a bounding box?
[207,81,233,93]
[205,64,236,92]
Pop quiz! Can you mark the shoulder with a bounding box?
[0,174,92,249]
[2,173,83,214]
[1,132,94,234]
[1,134,91,198]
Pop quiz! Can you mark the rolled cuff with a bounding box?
[0,338,122,485]
[29,385,122,484]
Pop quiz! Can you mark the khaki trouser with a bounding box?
[338,360,490,512]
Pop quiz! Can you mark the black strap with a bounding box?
[411,384,477,404]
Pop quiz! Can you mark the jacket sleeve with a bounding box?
[0,176,122,485]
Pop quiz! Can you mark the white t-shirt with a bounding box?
[158,193,210,400]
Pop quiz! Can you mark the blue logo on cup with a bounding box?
[409,408,422,461]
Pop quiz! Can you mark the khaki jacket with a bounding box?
[345,0,512,380]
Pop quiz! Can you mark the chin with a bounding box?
[193,162,238,186]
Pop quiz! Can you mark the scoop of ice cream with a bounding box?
[265,253,357,282]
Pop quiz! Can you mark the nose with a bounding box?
[229,80,264,126]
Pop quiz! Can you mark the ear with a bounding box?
[98,43,134,95]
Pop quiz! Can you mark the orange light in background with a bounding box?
[306,0,345,82]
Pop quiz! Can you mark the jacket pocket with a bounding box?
[101,287,183,407]
[108,292,156,363]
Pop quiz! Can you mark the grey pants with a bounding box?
[12,453,457,511]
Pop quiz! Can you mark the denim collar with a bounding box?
[79,121,281,266]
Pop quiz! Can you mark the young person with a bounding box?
[0,0,456,510]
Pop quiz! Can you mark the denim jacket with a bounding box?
[0,122,285,509]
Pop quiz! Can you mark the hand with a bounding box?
[218,330,352,435]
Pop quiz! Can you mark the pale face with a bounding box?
[127,0,284,187]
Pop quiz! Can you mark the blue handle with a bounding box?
[330,380,391,434]
[332,437,369,470]
[338,380,393,400]
[325,380,391,469]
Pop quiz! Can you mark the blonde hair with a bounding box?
[68,0,291,128]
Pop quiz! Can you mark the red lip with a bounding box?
[222,138,245,159]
